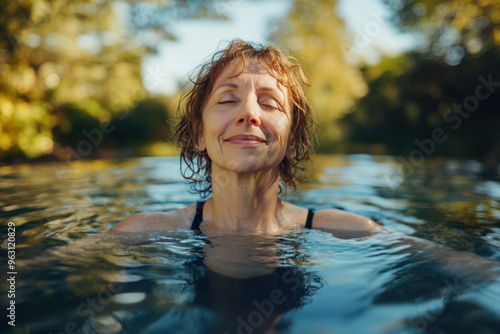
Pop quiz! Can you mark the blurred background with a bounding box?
[1,0,499,172]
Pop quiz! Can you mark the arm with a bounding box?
[111,212,171,232]
[313,209,498,282]
[384,232,499,282]
[111,205,195,233]
[312,208,386,238]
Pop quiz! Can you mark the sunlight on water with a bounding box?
[1,155,500,333]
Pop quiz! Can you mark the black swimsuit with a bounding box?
[190,201,315,230]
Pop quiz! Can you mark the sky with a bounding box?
[142,0,417,95]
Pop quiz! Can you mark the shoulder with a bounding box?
[111,204,197,233]
[311,208,385,236]
[281,202,384,235]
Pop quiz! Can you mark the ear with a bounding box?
[285,135,295,160]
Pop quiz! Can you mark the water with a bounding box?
[1,154,500,334]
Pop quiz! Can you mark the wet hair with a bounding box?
[175,39,315,198]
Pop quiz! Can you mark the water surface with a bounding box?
[1,155,499,334]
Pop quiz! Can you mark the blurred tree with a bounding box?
[111,97,173,145]
[0,0,228,161]
[339,0,500,173]
[0,0,144,159]
[384,0,499,63]
[270,0,368,151]
[341,51,500,156]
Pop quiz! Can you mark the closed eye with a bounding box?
[217,92,239,105]
[260,99,282,111]
[262,104,279,110]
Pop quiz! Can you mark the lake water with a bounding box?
[1,154,500,334]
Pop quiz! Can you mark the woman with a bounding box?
[112,39,384,236]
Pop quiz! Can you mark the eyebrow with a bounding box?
[213,82,239,92]
[213,82,284,98]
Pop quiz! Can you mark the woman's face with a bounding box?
[198,58,294,175]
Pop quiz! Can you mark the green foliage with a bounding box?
[270,0,368,150]
[0,0,224,161]
[49,96,175,159]
[339,0,500,162]
[270,0,500,162]
[340,50,500,159]
[384,0,500,62]
[4,0,498,164]
[112,97,174,145]
[52,101,109,147]
[0,0,145,160]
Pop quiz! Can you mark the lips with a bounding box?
[225,134,267,145]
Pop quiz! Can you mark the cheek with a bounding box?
[203,114,217,136]
[203,114,230,143]
[269,115,292,141]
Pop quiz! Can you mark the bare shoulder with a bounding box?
[313,208,386,235]
[111,204,197,233]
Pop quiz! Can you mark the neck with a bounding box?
[205,166,284,234]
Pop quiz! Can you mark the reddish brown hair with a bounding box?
[175,39,315,198]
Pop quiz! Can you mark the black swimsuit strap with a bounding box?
[305,208,315,229]
[190,201,206,230]
[190,200,315,230]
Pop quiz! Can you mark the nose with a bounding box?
[236,98,261,126]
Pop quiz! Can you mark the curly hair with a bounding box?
[174,39,315,198]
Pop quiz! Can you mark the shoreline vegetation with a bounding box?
[1,1,499,174]
[0,141,180,166]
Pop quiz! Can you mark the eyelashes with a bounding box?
[261,103,280,111]
[217,100,282,112]
[217,96,283,111]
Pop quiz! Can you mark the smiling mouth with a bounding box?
[225,135,267,145]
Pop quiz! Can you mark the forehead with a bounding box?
[212,58,285,92]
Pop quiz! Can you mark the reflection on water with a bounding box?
[1,155,500,333]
